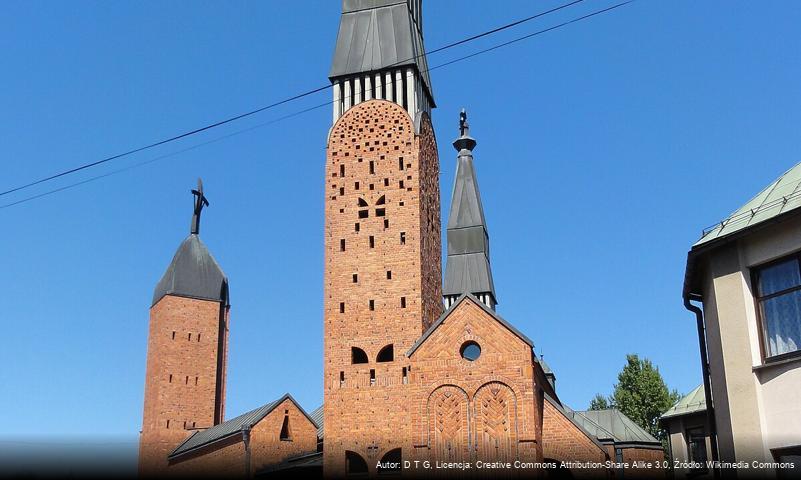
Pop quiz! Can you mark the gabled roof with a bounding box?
[330,0,433,103]
[661,384,706,420]
[152,234,229,307]
[693,161,801,248]
[406,293,533,357]
[169,394,312,459]
[570,409,661,447]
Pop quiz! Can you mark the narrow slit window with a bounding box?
[340,239,346,251]
[369,236,375,248]
[400,232,406,245]
[355,181,360,190]
[399,158,404,170]
[353,273,358,283]
[402,367,408,384]
[370,369,376,386]
[369,299,375,311]
[399,180,404,189]
[195,376,198,385]
[197,333,200,342]
[384,178,389,187]
[185,376,189,384]
[340,371,345,387]
[280,415,292,441]
[171,331,175,340]
[369,161,375,174]
[384,219,389,229]
[166,420,170,429]
[340,302,345,314]
[340,164,345,177]
[188,333,191,341]
[401,297,406,308]
[169,374,172,383]
[339,187,344,196]
[387,271,392,280]
[355,223,360,232]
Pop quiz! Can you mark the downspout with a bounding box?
[242,424,252,478]
[683,293,720,478]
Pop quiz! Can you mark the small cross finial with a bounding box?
[459,108,469,137]
[190,178,209,235]
[453,108,477,153]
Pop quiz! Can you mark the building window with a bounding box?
[377,344,394,363]
[351,347,368,364]
[280,414,292,441]
[378,448,402,475]
[460,341,481,361]
[687,427,708,472]
[346,451,368,476]
[753,256,801,359]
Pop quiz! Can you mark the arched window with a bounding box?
[375,195,386,216]
[378,448,402,475]
[351,347,368,364]
[358,198,369,218]
[376,344,394,363]
[346,451,368,476]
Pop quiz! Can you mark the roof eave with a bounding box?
[683,207,801,299]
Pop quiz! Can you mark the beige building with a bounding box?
[683,162,801,475]
[661,385,713,478]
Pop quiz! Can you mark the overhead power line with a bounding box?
[0,0,635,210]
[0,0,590,198]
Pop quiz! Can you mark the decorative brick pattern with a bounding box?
[138,295,229,476]
[322,100,442,476]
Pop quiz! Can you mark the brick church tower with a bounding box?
[323,0,442,475]
[138,181,230,476]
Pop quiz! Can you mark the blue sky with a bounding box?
[1,0,800,453]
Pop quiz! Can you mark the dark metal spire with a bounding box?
[152,179,228,307]
[443,109,497,309]
[190,178,209,235]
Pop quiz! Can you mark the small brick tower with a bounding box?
[138,180,230,476]
[323,0,441,475]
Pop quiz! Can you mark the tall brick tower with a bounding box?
[138,180,230,476]
[323,0,442,475]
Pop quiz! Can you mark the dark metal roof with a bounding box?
[309,405,324,439]
[545,394,608,454]
[443,110,496,302]
[570,409,662,448]
[169,393,314,459]
[406,293,533,357]
[330,0,434,104]
[152,234,229,307]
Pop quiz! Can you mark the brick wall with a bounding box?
[542,400,608,478]
[407,297,541,471]
[138,295,229,476]
[322,100,441,476]
[167,398,318,477]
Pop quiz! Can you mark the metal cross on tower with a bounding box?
[190,178,209,235]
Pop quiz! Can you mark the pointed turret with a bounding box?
[443,110,497,310]
[329,0,434,122]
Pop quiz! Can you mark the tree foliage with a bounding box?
[588,354,681,440]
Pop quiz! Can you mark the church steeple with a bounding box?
[329,0,434,122]
[443,110,497,310]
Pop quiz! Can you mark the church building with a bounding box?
[138,1,663,477]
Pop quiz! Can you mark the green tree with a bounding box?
[590,354,681,440]
[589,393,610,410]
